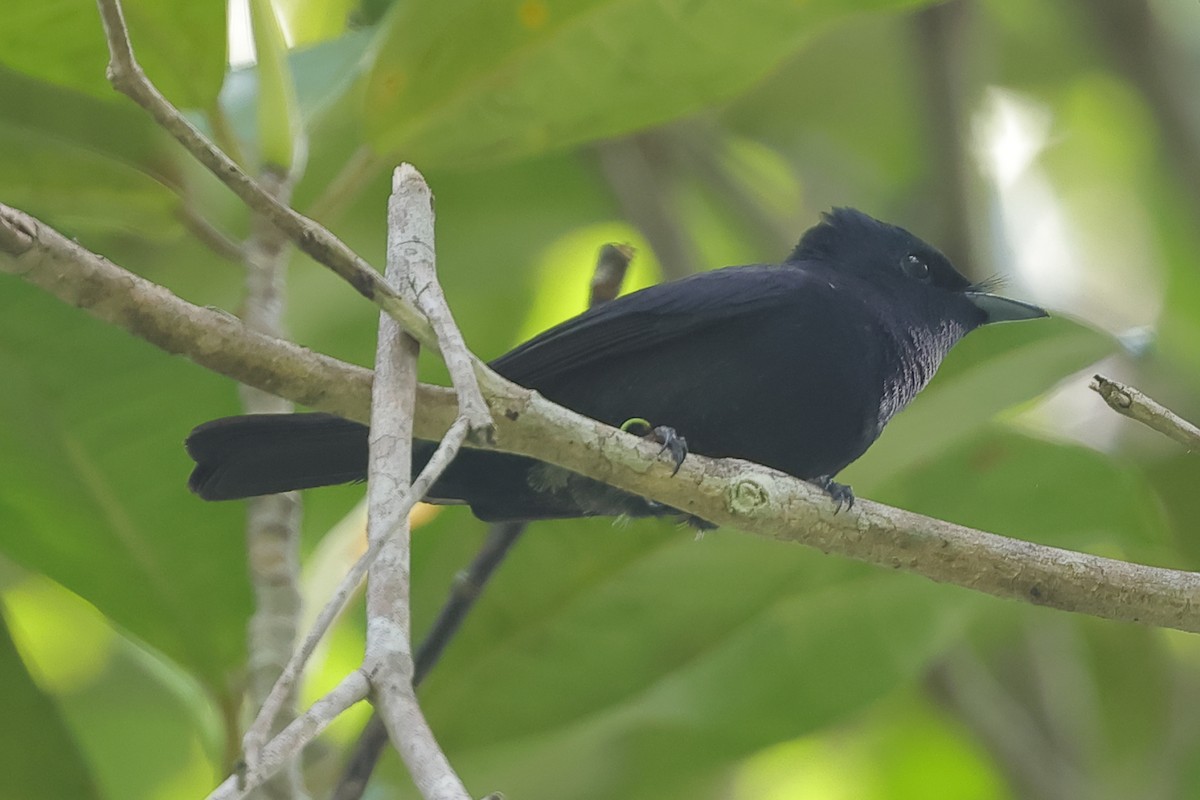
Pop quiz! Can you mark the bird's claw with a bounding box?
[813,475,855,513]
[650,425,688,476]
[620,418,688,475]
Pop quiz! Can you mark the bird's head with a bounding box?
[789,207,1046,325]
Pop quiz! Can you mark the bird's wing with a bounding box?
[490,265,828,388]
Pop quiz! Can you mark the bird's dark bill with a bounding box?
[966,292,1048,324]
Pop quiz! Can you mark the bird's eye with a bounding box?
[903,254,930,282]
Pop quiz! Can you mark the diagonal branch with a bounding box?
[207,672,370,800]
[1090,374,1200,450]
[334,240,635,800]
[4,201,1200,634]
[93,0,491,440]
[240,418,472,765]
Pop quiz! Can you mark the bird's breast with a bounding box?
[875,317,970,428]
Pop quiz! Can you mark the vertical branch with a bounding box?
[363,166,470,800]
[240,169,307,799]
[334,241,636,800]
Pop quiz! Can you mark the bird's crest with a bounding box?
[788,207,897,264]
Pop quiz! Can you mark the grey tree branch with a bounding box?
[4,202,1200,631]
[239,168,307,800]
[207,672,370,800]
[94,0,493,431]
[241,418,472,773]
[361,168,469,800]
[389,164,491,439]
[1090,374,1200,450]
[335,240,635,800]
[236,172,480,796]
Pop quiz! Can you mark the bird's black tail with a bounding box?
[184,413,582,521]
[186,413,370,500]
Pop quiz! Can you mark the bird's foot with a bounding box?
[650,426,689,475]
[812,475,855,513]
[621,418,689,475]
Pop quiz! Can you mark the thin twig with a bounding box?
[207,671,370,800]
[94,0,494,434]
[241,418,471,762]
[1090,374,1200,450]
[7,202,1200,634]
[332,521,525,800]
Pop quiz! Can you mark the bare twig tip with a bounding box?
[1090,373,1200,450]
[392,163,430,196]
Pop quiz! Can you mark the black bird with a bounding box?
[186,208,1045,521]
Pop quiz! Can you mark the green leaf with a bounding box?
[251,0,306,172]
[0,604,102,800]
[734,692,1007,800]
[845,316,1114,492]
[393,515,977,798]
[0,281,252,690]
[273,0,358,46]
[0,67,184,237]
[361,0,939,167]
[875,428,1170,556]
[0,0,226,109]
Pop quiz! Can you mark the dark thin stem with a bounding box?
[332,522,527,800]
[415,522,527,685]
[589,243,635,307]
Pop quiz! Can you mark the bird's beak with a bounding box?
[966,292,1048,324]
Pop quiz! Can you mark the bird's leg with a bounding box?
[620,417,689,476]
[812,475,855,513]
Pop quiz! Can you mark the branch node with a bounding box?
[727,476,774,517]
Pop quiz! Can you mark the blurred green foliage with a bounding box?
[2,0,1200,798]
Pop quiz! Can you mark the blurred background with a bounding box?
[2,0,1200,797]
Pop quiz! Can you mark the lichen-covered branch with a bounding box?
[360,168,470,800]
[4,201,1200,635]
[95,0,435,353]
